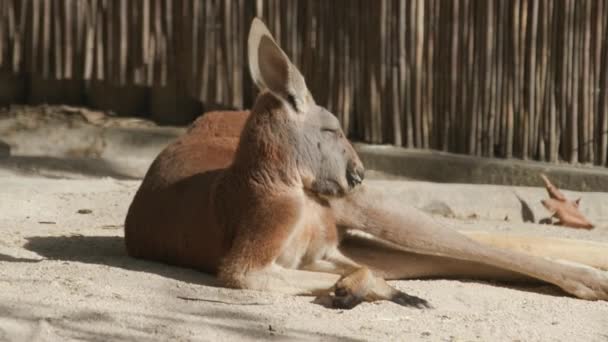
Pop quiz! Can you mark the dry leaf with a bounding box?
[540,174,593,229]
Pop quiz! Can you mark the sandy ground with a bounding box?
[0,107,607,341]
[1,172,607,342]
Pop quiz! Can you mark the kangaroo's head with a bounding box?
[233,18,364,197]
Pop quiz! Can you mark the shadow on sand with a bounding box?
[22,234,218,287]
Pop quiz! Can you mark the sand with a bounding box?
[1,172,607,341]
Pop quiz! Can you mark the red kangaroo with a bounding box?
[125,18,608,308]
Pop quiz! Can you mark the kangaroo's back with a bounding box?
[144,110,250,187]
[124,110,249,273]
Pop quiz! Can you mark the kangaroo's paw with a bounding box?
[329,267,431,309]
[331,285,365,309]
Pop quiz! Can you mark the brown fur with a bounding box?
[124,110,249,272]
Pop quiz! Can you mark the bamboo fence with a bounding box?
[0,0,607,165]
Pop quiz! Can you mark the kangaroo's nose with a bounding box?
[347,166,365,188]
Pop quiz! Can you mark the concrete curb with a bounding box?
[355,144,608,192]
[3,108,608,191]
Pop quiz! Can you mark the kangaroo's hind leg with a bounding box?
[340,234,533,282]
[332,185,608,300]
[462,231,608,271]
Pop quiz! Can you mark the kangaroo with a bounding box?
[125,18,608,308]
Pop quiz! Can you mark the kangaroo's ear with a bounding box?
[248,18,310,112]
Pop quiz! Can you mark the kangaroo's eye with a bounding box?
[286,93,299,112]
[321,128,339,136]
